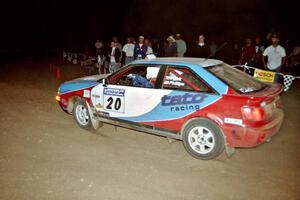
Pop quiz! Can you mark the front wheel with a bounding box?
[182,118,225,160]
[73,99,95,131]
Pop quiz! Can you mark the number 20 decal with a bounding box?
[106,97,121,110]
[104,95,124,113]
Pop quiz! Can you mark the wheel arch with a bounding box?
[67,95,82,114]
[180,116,235,158]
[180,117,226,143]
[71,96,102,130]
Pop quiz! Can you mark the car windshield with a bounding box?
[206,63,267,93]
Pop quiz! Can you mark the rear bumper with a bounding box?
[226,109,284,147]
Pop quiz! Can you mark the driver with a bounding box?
[127,73,154,88]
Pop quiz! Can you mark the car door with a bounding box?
[151,65,222,133]
[90,64,169,128]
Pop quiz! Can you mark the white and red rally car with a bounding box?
[56,58,284,159]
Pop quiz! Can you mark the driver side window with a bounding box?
[109,65,160,88]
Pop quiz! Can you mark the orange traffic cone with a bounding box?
[56,67,61,80]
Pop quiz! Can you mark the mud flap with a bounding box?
[86,102,101,130]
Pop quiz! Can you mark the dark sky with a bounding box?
[1,0,299,52]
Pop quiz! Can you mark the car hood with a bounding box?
[59,74,110,94]
[69,74,110,82]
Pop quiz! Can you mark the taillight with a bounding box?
[241,106,265,121]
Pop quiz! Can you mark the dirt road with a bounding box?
[0,58,299,200]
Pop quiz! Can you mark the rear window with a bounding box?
[206,63,267,93]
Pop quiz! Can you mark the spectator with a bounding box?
[134,36,148,59]
[217,41,237,64]
[287,44,300,75]
[164,36,177,57]
[122,37,135,64]
[253,36,265,68]
[175,33,187,57]
[232,43,240,64]
[145,39,153,55]
[283,39,293,57]
[108,41,121,73]
[112,36,122,51]
[209,41,217,58]
[95,39,104,57]
[191,34,211,58]
[262,33,286,82]
[238,38,256,65]
[151,38,160,56]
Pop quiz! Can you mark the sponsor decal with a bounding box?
[95,103,103,108]
[92,94,100,98]
[254,68,275,83]
[83,90,90,98]
[97,111,110,117]
[104,88,125,97]
[224,117,243,126]
[166,76,181,81]
[161,93,208,112]
[163,80,185,87]
[163,76,185,87]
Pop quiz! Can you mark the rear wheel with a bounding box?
[182,118,225,160]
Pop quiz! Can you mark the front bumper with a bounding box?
[56,95,69,114]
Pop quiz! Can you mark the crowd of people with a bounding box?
[92,32,300,76]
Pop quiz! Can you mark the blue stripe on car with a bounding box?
[59,81,98,94]
[119,91,221,122]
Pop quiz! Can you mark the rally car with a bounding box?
[56,57,284,160]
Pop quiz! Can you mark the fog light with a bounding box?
[55,95,61,101]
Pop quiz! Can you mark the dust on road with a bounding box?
[0,58,299,200]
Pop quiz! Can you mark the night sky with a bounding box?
[1,0,299,53]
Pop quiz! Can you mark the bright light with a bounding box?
[55,95,61,101]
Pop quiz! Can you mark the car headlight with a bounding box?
[55,95,61,101]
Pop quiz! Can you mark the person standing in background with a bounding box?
[175,33,187,57]
[253,36,265,68]
[108,41,121,73]
[134,36,148,59]
[209,41,217,58]
[262,33,286,82]
[95,39,104,56]
[112,36,122,51]
[122,37,135,64]
[151,38,160,56]
[238,38,256,65]
[164,36,177,57]
[145,39,153,55]
[191,34,211,58]
[287,44,300,75]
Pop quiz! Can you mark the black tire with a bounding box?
[73,99,95,131]
[182,118,225,160]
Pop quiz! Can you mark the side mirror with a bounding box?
[102,78,107,87]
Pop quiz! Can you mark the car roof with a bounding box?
[132,57,223,67]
